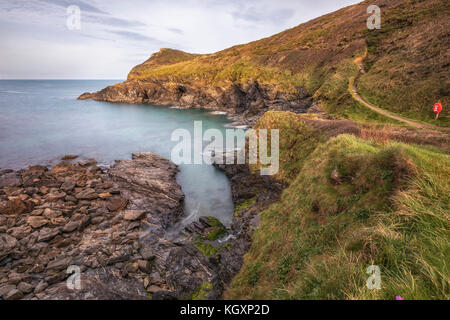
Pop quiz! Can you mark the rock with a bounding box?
[17,282,34,294]
[62,221,79,233]
[43,208,62,219]
[123,262,139,275]
[1,233,17,247]
[75,188,98,200]
[0,152,209,300]
[123,210,146,221]
[143,277,150,288]
[78,159,97,167]
[46,191,67,201]
[37,228,60,242]
[98,192,111,199]
[140,247,155,261]
[0,198,30,215]
[46,256,72,271]
[149,272,163,285]
[4,288,23,300]
[34,280,48,294]
[8,273,30,285]
[61,180,76,192]
[45,272,66,285]
[106,197,128,212]
[0,233,17,258]
[26,216,48,228]
[0,173,22,188]
[31,209,44,216]
[98,221,111,230]
[0,284,16,298]
[79,215,90,229]
[137,260,152,273]
[147,285,162,294]
[107,254,130,265]
[108,152,184,226]
[90,216,104,225]
[61,155,78,160]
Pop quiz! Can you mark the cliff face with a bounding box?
[0,152,272,300]
[78,79,316,126]
[79,0,449,125]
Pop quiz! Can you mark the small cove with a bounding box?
[0,80,235,227]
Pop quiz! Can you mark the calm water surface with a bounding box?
[0,80,234,227]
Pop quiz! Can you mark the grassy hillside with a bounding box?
[225,111,449,299]
[359,0,450,126]
[127,0,448,126]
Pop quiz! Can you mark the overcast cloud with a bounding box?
[0,0,360,79]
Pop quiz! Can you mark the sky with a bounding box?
[0,0,361,79]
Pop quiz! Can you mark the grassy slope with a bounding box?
[226,112,449,299]
[359,0,450,126]
[127,0,448,126]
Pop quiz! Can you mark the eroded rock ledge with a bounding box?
[0,153,218,300]
[0,150,285,300]
[78,80,320,127]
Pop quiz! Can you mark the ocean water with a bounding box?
[0,80,234,227]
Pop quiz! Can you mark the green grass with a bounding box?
[122,0,448,127]
[234,196,257,216]
[188,282,213,300]
[226,113,449,300]
[193,238,219,257]
[192,217,228,256]
[253,111,328,182]
[347,75,404,125]
[358,0,449,126]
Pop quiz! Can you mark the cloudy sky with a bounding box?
[0,0,360,79]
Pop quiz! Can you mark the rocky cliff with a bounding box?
[0,153,212,299]
[78,0,449,126]
[79,79,317,127]
[0,151,287,300]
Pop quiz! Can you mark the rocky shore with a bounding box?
[0,151,284,300]
[78,79,321,127]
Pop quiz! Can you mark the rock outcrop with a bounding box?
[78,80,317,127]
[0,151,280,300]
[0,149,288,300]
[0,153,202,300]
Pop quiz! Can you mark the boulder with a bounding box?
[106,197,128,212]
[62,221,79,233]
[60,180,76,192]
[4,288,23,300]
[75,188,98,200]
[17,282,34,294]
[0,233,17,255]
[26,216,48,228]
[123,210,146,221]
[45,191,67,201]
[46,256,72,271]
[0,284,16,298]
[0,173,22,188]
[34,281,49,294]
[37,228,60,242]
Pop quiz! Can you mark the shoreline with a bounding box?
[78,79,319,128]
[0,150,284,300]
